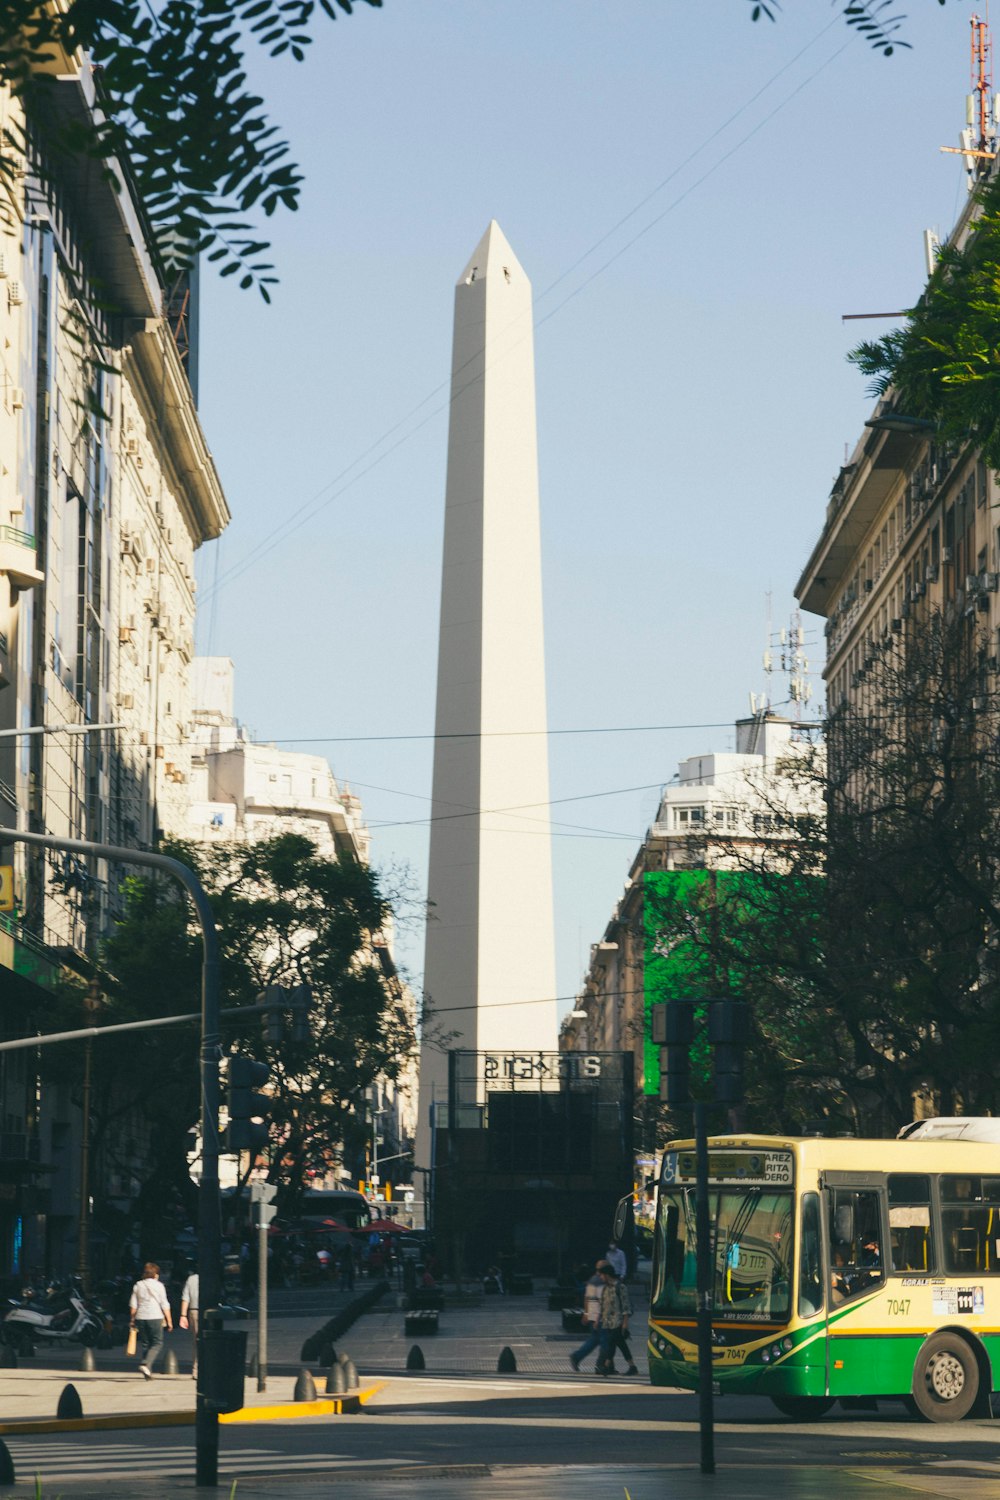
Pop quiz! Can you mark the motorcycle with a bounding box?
[1,1279,110,1356]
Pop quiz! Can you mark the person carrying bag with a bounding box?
[128,1261,172,1380]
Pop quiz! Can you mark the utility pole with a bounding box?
[249,1181,277,1392]
[0,830,224,1488]
[75,978,100,1292]
[652,996,750,1479]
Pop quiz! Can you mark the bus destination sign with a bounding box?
[660,1149,793,1187]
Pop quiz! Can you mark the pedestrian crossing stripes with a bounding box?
[3,1438,413,1483]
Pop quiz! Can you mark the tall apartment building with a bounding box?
[0,50,229,1278]
[561,713,823,1101]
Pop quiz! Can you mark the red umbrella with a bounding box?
[363,1217,410,1234]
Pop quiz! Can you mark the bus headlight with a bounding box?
[761,1349,770,1363]
[782,1337,793,1352]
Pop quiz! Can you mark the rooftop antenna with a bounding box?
[941,13,999,184]
[763,606,818,723]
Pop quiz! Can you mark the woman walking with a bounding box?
[129,1261,173,1379]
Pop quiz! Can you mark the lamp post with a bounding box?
[0,829,224,1487]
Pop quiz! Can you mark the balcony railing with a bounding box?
[0,524,35,550]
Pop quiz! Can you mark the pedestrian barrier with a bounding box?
[0,1437,13,1484]
[342,1358,358,1390]
[497,1346,517,1373]
[404,1309,439,1336]
[405,1344,425,1371]
[326,1362,346,1394]
[293,1368,317,1402]
[79,1345,96,1372]
[300,1279,389,1362]
[56,1384,83,1420]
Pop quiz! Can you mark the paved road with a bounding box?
[4,1373,1000,1495]
[6,1282,1000,1496]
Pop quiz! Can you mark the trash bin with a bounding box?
[198,1328,247,1414]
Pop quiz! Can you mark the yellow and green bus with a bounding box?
[648,1120,1000,1421]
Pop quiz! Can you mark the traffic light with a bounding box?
[652,999,695,1106]
[289,983,311,1043]
[257,986,285,1045]
[226,1053,271,1152]
[709,999,750,1105]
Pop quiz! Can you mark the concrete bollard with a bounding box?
[0,1436,14,1484]
[164,1347,179,1376]
[0,1347,17,1370]
[79,1346,96,1373]
[325,1362,346,1394]
[497,1346,517,1373]
[57,1384,83,1420]
[293,1368,317,1402]
[342,1358,358,1390]
[405,1344,425,1371]
[336,1351,350,1366]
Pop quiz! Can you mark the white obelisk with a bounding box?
[416,222,557,1177]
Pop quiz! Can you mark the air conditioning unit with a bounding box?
[892,618,903,632]
[982,572,999,592]
[126,437,138,456]
[118,692,134,710]
[942,546,953,563]
[155,502,166,529]
[9,387,23,410]
[926,564,939,583]
[119,624,135,644]
[7,282,23,306]
[145,557,156,574]
[966,574,980,594]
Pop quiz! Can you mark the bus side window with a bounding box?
[798,1192,824,1317]
[888,1174,933,1273]
[829,1189,884,1302]
[941,1176,1000,1274]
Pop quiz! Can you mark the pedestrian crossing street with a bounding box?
[3,1437,412,1484]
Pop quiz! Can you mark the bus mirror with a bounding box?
[613,1194,632,1243]
[834,1203,855,1246]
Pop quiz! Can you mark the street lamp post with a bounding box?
[0,829,224,1487]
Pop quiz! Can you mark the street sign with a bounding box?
[252,1203,277,1227]
[249,1181,278,1205]
[0,865,13,912]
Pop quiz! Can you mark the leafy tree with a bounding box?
[748,1,946,58]
[1,0,381,297]
[50,832,415,1256]
[645,608,1000,1136]
[849,171,1000,468]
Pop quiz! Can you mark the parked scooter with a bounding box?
[1,1279,110,1356]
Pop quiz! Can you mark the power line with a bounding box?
[196,22,850,611]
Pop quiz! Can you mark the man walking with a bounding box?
[597,1262,637,1376]
[570,1261,608,1373]
[179,1270,199,1379]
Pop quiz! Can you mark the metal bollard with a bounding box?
[57,1384,83,1420]
[164,1347,179,1376]
[79,1346,96,1372]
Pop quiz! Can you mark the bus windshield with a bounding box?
[653,1187,794,1322]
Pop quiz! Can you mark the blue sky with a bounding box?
[194,0,978,1010]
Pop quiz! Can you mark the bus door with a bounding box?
[820,1172,889,1397]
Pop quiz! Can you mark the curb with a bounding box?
[0,1381,386,1436]
[220,1381,386,1421]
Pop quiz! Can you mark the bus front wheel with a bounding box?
[911,1333,979,1422]
[770,1396,835,1420]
